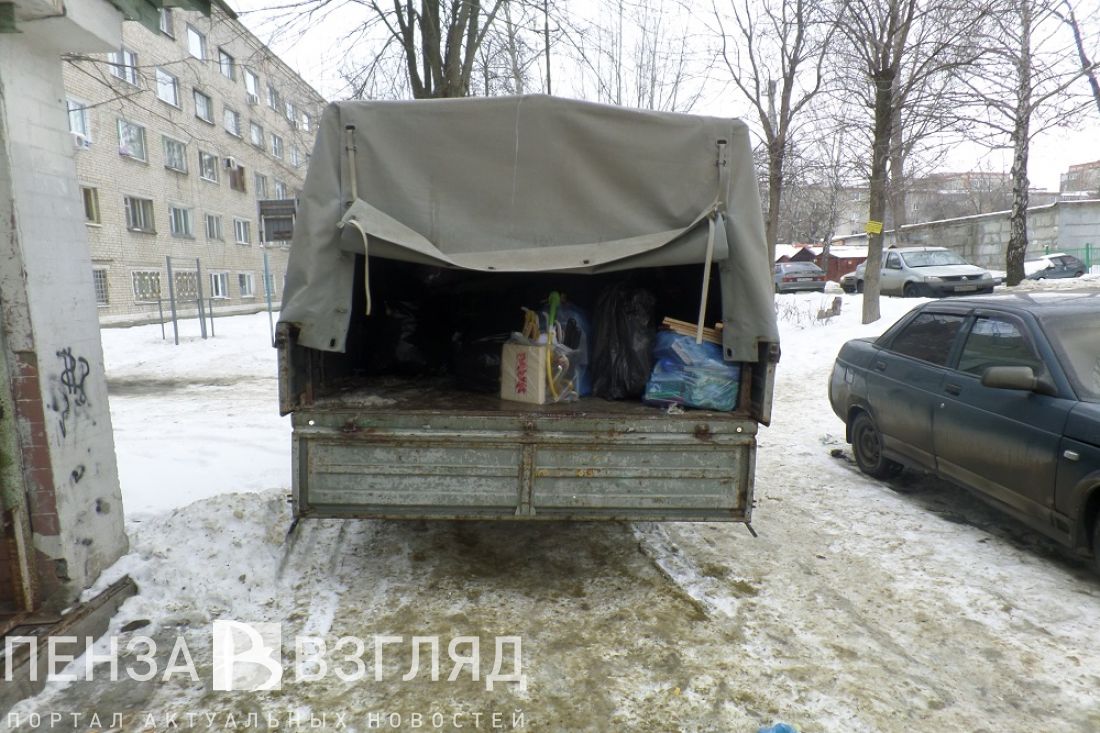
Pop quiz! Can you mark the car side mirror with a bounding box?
[981,366,1056,395]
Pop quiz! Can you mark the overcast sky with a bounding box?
[232,0,1100,192]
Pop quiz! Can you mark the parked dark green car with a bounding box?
[829,294,1100,571]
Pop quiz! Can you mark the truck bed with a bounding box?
[293,377,757,522]
[310,376,751,419]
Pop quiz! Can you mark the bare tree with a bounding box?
[565,0,708,113]
[834,0,989,323]
[1054,0,1100,116]
[714,0,835,263]
[963,0,1090,284]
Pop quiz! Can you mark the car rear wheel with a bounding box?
[903,282,920,298]
[855,280,864,293]
[1075,271,1084,278]
[851,412,903,480]
[1092,514,1100,576]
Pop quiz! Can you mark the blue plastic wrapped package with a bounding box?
[757,724,798,733]
[645,332,740,411]
[542,300,593,396]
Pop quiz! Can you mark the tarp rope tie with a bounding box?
[346,218,372,316]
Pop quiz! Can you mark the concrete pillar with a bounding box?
[0,0,129,612]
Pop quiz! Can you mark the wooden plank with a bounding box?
[0,576,137,710]
[660,317,723,345]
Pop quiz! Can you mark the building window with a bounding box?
[108,48,139,86]
[162,136,187,172]
[254,172,268,198]
[270,133,283,159]
[273,179,287,199]
[301,112,311,132]
[267,83,279,111]
[290,146,301,168]
[198,151,219,182]
[210,272,230,299]
[132,271,161,302]
[124,196,155,232]
[117,119,147,161]
[218,49,235,80]
[92,269,109,306]
[81,186,100,224]
[262,271,276,298]
[285,100,297,127]
[238,272,255,297]
[249,121,264,148]
[174,271,198,299]
[205,213,224,241]
[234,218,251,245]
[228,163,247,193]
[67,99,91,146]
[168,205,193,237]
[245,70,259,104]
[223,107,241,137]
[155,68,179,107]
[194,89,214,123]
[158,8,173,36]
[186,26,205,60]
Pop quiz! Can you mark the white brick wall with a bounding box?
[0,18,128,594]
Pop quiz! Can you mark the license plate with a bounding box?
[797,277,812,282]
[955,285,977,292]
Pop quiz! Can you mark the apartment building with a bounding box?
[62,3,326,325]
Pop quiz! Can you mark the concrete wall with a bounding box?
[834,199,1100,269]
[0,5,128,607]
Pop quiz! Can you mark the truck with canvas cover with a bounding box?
[277,95,779,522]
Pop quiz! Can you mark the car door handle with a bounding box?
[944,383,961,396]
[873,360,886,372]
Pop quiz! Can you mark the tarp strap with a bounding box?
[696,211,718,344]
[345,219,372,316]
[696,139,729,345]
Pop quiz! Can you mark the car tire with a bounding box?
[1092,514,1100,576]
[903,282,920,298]
[1075,271,1084,278]
[855,280,864,294]
[851,412,903,480]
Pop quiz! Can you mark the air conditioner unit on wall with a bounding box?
[224,156,238,169]
[71,131,91,150]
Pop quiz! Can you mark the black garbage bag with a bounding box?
[591,284,658,399]
[451,332,509,393]
[364,300,447,376]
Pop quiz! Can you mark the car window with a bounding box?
[901,250,968,267]
[957,317,1043,375]
[885,253,901,269]
[888,312,966,366]
[1043,316,1100,402]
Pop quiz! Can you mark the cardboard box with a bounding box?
[500,343,549,404]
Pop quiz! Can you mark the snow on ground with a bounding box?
[6,289,1100,732]
[100,313,289,515]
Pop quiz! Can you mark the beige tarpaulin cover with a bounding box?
[279,95,779,362]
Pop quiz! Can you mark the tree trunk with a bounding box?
[1006,114,1031,285]
[863,70,895,325]
[766,136,784,264]
[1006,0,1033,286]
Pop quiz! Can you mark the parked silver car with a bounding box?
[774,261,827,293]
[854,247,995,297]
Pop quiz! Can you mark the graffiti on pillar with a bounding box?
[50,347,91,439]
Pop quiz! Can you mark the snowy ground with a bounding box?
[6,286,1100,732]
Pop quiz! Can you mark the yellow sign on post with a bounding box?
[865,220,884,234]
